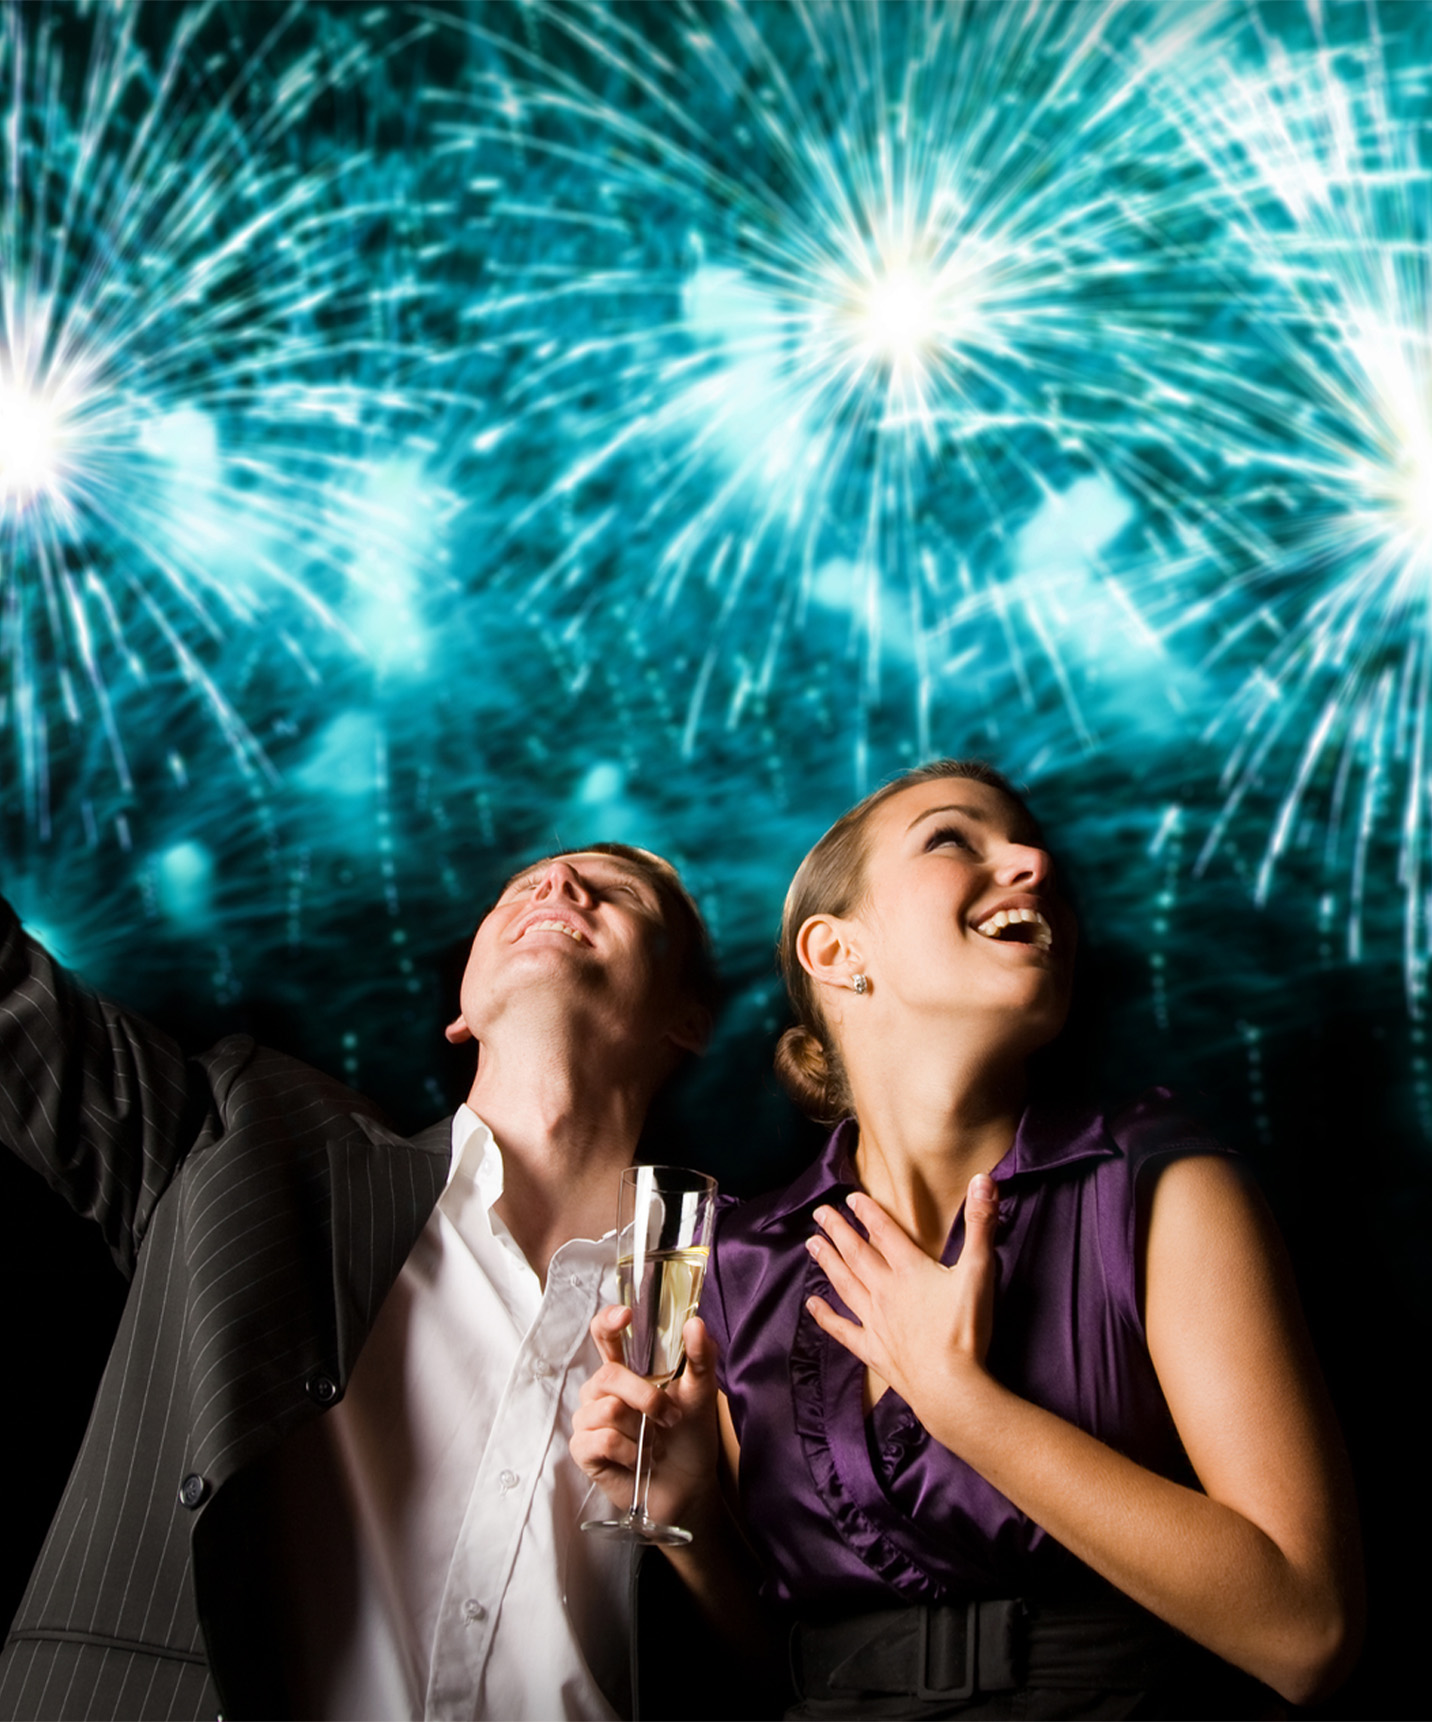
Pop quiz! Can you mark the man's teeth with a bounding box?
[526,920,588,944]
[973,907,1053,949]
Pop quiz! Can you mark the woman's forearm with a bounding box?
[662,1497,786,1676]
[916,1365,1358,1704]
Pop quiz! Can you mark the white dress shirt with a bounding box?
[294,1106,631,1720]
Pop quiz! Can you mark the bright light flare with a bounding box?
[0,373,67,509]
[847,254,941,368]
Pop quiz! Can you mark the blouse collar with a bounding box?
[751,1099,1119,1232]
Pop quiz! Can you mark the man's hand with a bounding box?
[803,1173,999,1433]
[570,1308,722,1535]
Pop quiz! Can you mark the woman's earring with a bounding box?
[851,972,869,995]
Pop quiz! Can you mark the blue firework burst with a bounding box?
[0,0,455,836]
[1144,3,1432,994]
[434,0,1229,765]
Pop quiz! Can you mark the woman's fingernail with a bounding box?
[805,1236,820,1256]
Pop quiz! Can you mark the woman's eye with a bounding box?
[926,825,972,853]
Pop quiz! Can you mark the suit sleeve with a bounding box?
[0,895,211,1278]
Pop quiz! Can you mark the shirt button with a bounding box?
[498,1468,519,1494]
[531,1357,552,1380]
[462,1598,487,1624]
[568,1272,583,1289]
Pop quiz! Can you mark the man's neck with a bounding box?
[464,1041,652,1283]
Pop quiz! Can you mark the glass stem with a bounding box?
[630,1410,655,1524]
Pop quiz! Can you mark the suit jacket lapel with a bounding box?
[327,1113,451,1383]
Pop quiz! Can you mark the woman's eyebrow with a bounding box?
[905,802,990,831]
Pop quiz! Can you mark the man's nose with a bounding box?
[533,861,592,903]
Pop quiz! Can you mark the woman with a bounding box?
[572,760,1362,1718]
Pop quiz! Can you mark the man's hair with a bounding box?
[506,842,721,1020]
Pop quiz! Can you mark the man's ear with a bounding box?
[666,1000,712,1058]
[444,1015,473,1045]
[796,914,860,993]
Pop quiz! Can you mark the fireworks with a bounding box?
[1141,6,1432,995]
[4,0,1432,1143]
[437,0,1228,761]
[0,0,454,836]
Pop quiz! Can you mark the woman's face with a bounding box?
[843,775,1076,1052]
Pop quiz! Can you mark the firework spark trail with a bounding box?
[0,0,456,838]
[435,0,1232,767]
[1142,6,1432,994]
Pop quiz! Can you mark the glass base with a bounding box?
[580,1512,693,1547]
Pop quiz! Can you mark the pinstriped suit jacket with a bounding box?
[0,900,451,1720]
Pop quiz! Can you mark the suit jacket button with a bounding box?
[179,1473,208,1510]
[306,1372,340,1406]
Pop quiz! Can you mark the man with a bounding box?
[0,843,717,1720]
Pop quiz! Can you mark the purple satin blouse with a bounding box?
[701,1089,1229,1613]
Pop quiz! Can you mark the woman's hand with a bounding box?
[570,1306,722,1536]
[805,1172,999,1424]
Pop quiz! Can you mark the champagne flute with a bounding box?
[581,1164,717,1546]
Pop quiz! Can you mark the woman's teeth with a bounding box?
[973,907,1053,949]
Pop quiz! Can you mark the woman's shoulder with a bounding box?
[1101,1086,1236,1180]
[1001,1087,1234,1192]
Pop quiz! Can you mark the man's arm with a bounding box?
[0,895,211,1277]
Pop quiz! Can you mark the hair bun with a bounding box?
[774,1024,847,1123]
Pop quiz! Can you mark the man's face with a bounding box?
[448,850,707,1068]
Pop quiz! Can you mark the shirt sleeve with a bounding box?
[697,1194,739,1396]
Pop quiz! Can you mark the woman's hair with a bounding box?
[774,759,1033,1122]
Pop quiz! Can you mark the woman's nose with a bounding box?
[994,842,1052,887]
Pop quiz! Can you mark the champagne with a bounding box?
[583,1167,716,1546]
[619,1244,708,1384]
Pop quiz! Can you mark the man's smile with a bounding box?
[516,914,592,946]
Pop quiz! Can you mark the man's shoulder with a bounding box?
[194,1034,404,1142]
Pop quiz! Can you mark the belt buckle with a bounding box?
[916,1601,978,1701]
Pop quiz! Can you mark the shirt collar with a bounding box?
[446,1103,504,1210]
[752,1100,1119,1231]
[443,1104,619,1257]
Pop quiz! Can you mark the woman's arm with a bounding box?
[806,1162,1363,1705]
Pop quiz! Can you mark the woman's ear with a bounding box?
[796,914,861,993]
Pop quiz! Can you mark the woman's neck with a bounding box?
[847,1038,1026,1256]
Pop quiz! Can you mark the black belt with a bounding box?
[792,1597,1196,1702]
